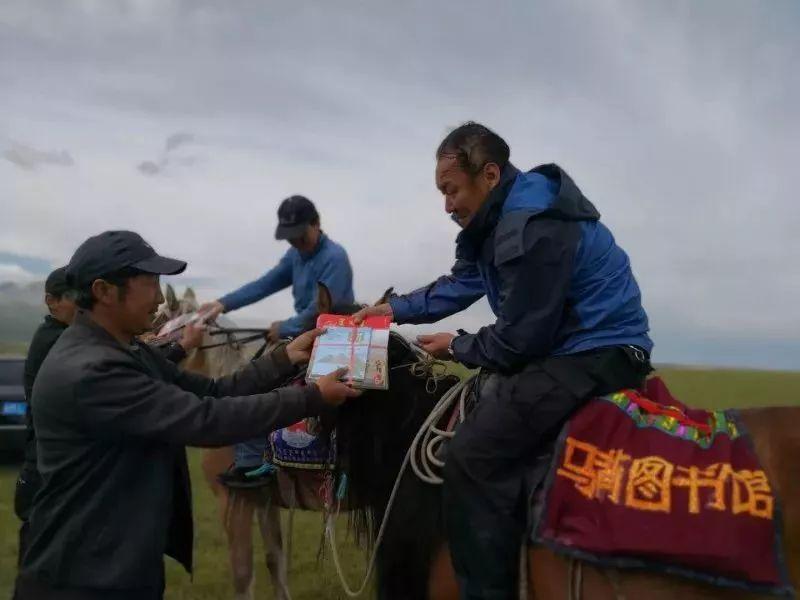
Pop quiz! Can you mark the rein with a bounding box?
[151,320,271,352]
[197,330,269,351]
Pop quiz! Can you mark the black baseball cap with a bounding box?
[66,230,187,287]
[44,266,72,296]
[275,195,319,240]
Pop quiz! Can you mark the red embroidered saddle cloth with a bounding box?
[534,377,792,596]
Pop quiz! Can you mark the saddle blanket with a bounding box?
[534,376,792,596]
[266,418,336,470]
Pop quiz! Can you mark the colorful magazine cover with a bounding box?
[306,314,391,390]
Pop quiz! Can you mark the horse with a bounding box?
[331,335,800,599]
[152,285,292,600]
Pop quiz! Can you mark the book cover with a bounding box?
[306,314,391,390]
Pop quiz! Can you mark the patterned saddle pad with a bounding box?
[533,376,792,596]
[266,418,336,470]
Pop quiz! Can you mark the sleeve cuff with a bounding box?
[387,297,409,324]
[217,294,239,313]
[269,345,296,380]
[303,382,327,414]
[450,333,475,366]
[278,320,300,338]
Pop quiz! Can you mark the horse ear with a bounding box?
[182,287,198,310]
[317,282,333,315]
[165,284,179,312]
[375,287,394,306]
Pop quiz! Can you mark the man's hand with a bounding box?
[268,321,283,344]
[352,303,393,325]
[285,327,324,365]
[316,368,362,406]
[416,332,456,360]
[179,322,206,353]
[198,300,225,321]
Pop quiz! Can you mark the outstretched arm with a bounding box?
[354,260,485,325]
[216,251,294,313]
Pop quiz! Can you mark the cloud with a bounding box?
[1,0,798,369]
[0,262,39,283]
[137,131,199,176]
[3,142,74,171]
[165,132,195,153]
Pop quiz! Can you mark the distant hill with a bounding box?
[0,280,45,343]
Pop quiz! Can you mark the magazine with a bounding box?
[306,314,391,390]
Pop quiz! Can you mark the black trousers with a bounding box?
[442,346,651,600]
[14,463,40,568]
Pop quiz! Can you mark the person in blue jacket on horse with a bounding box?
[201,195,355,480]
[354,122,653,599]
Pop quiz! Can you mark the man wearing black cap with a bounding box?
[15,231,358,600]
[14,267,76,565]
[200,195,354,343]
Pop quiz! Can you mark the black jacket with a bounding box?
[22,316,68,466]
[20,310,324,593]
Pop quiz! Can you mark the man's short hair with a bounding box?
[436,122,510,176]
[44,266,73,299]
[73,266,146,310]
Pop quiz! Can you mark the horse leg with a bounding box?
[225,491,256,600]
[256,493,290,600]
[202,446,235,520]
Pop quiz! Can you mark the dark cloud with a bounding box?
[3,142,74,171]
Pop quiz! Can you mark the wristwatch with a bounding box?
[447,336,458,359]
[448,329,469,360]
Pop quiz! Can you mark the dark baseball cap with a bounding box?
[66,230,186,287]
[275,195,319,240]
[44,266,73,296]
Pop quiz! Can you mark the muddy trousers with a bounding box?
[443,346,650,600]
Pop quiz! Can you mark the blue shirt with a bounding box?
[219,233,354,337]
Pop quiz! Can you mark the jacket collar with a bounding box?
[44,314,69,329]
[456,163,520,259]
[73,309,135,349]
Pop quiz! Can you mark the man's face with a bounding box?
[45,294,77,325]
[435,156,499,228]
[288,224,320,253]
[96,274,164,336]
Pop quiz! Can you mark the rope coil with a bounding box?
[325,366,477,596]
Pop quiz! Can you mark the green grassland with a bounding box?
[2,366,800,598]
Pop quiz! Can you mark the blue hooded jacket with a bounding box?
[389,164,652,372]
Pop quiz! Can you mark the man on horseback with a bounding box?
[200,194,354,342]
[355,122,653,599]
[200,194,355,480]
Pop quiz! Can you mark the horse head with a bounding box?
[152,284,249,377]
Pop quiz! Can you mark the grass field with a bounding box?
[2,366,800,598]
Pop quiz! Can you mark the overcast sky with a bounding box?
[1,0,798,368]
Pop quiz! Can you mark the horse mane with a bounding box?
[335,331,460,598]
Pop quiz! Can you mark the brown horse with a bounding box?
[330,333,800,599]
